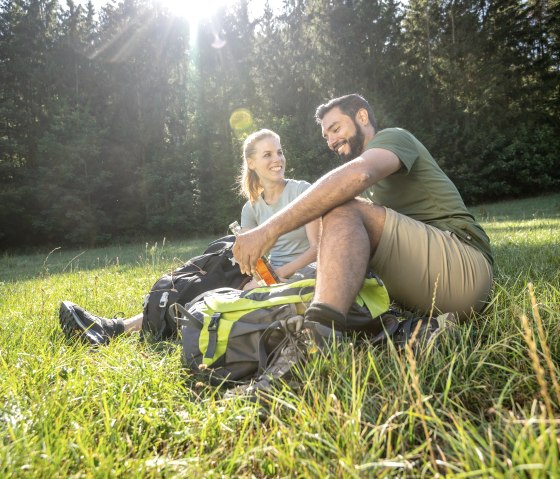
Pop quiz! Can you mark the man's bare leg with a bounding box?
[313,199,386,315]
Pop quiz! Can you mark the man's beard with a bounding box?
[338,122,365,162]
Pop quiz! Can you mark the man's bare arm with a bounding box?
[233,148,401,275]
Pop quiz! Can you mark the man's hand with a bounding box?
[233,225,277,276]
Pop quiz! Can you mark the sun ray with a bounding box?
[155,0,227,47]
[158,0,226,22]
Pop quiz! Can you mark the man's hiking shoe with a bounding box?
[392,312,457,352]
[225,318,312,401]
[59,301,125,346]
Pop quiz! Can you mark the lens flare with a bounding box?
[211,32,226,49]
[229,108,254,135]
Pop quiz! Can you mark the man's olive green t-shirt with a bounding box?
[363,128,493,265]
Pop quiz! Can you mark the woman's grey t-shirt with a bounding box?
[240,179,311,268]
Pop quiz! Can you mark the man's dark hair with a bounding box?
[315,94,378,131]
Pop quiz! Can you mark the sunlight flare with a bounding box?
[158,0,226,22]
[157,0,228,47]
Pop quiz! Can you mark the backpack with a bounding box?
[172,276,392,385]
[142,235,250,340]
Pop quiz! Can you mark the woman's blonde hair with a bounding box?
[238,129,281,203]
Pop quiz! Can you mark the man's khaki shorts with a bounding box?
[370,208,493,319]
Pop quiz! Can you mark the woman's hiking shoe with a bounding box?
[59,301,125,346]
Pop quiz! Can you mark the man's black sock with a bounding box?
[304,302,346,332]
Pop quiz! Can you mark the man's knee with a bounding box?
[323,198,384,225]
[321,199,385,248]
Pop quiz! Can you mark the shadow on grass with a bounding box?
[2,195,559,286]
[0,237,216,282]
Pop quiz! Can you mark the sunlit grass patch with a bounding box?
[1,195,559,477]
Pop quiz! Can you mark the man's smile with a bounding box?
[332,140,347,155]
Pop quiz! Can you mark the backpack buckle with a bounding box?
[207,312,221,331]
[159,291,169,308]
[205,312,222,359]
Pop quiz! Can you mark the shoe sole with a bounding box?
[59,301,105,345]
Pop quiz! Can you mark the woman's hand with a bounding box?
[242,268,287,290]
[274,265,290,283]
[242,278,258,290]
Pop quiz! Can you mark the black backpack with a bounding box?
[142,235,249,340]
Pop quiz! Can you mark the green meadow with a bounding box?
[1,194,559,478]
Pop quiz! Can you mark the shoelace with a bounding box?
[260,326,306,378]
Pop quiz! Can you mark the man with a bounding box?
[232,94,493,334]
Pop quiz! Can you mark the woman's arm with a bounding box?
[274,218,320,280]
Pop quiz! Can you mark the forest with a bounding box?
[0,0,558,249]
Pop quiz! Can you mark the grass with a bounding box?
[1,193,559,478]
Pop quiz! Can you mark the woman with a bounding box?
[237,129,319,288]
[59,129,319,345]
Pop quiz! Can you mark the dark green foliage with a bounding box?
[34,102,108,245]
[475,125,560,200]
[0,0,558,249]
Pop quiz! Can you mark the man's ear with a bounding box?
[356,108,369,126]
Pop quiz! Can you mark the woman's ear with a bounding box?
[247,158,255,170]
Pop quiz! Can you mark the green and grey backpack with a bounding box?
[172,277,392,385]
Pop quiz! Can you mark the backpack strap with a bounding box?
[184,287,240,311]
[171,303,199,327]
[205,312,222,359]
[156,291,169,337]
